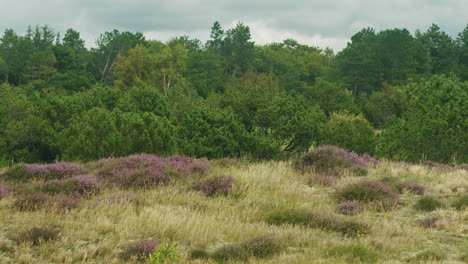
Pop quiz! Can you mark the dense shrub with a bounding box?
[189,249,210,260]
[40,175,99,196]
[414,196,445,211]
[4,162,85,181]
[326,244,378,263]
[96,154,210,189]
[451,194,468,210]
[194,175,233,197]
[14,193,50,211]
[177,107,249,158]
[296,145,371,175]
[18,227,60,246]
[376,75,467,163]
[212,235,281,262]
[266,210,370,237]
[0,185,9,199]
[148,242,181,264]
[397,181,426,195]
[337,201,363,215]
[48,194,81,212]
[120,240,159,260]
[416,216,441,228]
[323,111,376,154]
[335,180,400,210]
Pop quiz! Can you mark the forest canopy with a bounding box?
[0,22,467,164]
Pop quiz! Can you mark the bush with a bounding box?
[194,175,233,197]
[0,185,9,199]
[18,227,60,246]
[148,242,181,264]
[326,244,378,263]
[266,210,370,237]
[296,145,371,175]
[376,74,467,163]
[189,248,210,260]
[48,194,81,212]
[40,175,99,196]
[212,235,281,262]
[120,240,159,261]
[14,193,50,211]
[96,154,210,189]
[414,196,445,212]
[452,194,468,210]
[4,162,85,181]
[397,181,426,195]
[335,180,400,210]
[337,201,363,215]
[323,111,376,154]
[416,216,441,228]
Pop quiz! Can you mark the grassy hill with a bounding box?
[0,150,467,263]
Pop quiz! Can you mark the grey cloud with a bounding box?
[0,0,466,51]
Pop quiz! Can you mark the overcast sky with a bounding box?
[0,0,467,52]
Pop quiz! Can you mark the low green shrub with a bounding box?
[147,242,180,264]
[212,235,281,262]
[414,196,445,212]
[335,180,400,210]
[189,248,210,260]
[266,210,370,237]
[451,194,468,210]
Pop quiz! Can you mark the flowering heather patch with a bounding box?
[14,193,50,211]
[296,145,371,175]
[194,175,233,197]
[212,235,282,262]
[337,201,363,215]
[48,194,81,212]
[424,160,451,169]
[96,154,210,189]
[40,175,99,196]
[4,162,85,181]
[266,210,370,237]
[335,180,400,211]
[416,216,441,228]
[120,240,159,260]
[0,185,9,199]
[398,181,426,195]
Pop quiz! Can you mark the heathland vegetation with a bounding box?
[0,148,467,263]
[0,22,467,263]
[0,22,467,165]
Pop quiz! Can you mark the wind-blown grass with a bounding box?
[0,156,466,263]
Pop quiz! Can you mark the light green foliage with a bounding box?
[323,111,375,154]
[147,243,180,264]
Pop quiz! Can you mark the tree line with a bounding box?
[0,22,466,164]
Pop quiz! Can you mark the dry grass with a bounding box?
[0,160,467,263]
